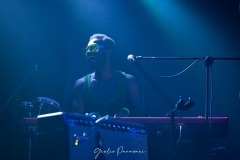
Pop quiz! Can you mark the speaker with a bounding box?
[36,112,148,160]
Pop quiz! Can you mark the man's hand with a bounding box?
[114,108,129,117]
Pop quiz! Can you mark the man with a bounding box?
[72,34,143,117]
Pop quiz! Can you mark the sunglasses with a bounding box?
[83,43,104,55]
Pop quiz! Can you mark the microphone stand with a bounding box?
[204,57,213,159]
[135,56,240,159]
[167,108,180,160]
[0,69,35,160]
[0,70,35,114]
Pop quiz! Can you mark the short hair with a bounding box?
[89,34,115,52]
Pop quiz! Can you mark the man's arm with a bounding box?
[72,78,85,114]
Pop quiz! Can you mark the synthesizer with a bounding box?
[23,115,228,139]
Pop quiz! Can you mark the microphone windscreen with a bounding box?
[127,54,135,62]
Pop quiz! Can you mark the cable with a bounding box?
[135,57,205,78]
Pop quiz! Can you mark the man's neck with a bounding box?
[93,64,114,81]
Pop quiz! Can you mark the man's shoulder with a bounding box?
[124,73,135,80]
[123,73,137,85]
[74,73,92,89]
[74,73,93,86]
[75,77,84,84]
[73,77,84,90]
[115,70,133,79]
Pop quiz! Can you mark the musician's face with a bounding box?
[85,39,107,69]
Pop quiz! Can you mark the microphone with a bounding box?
[183,99,194,110]
[175,97,185,109]
[127,54,135,62]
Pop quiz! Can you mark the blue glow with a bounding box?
[140,0,231,56]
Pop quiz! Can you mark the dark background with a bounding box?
[0,0,240,159]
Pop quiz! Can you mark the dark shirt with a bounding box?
[72,70,144,117]
[83,71,127,116]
